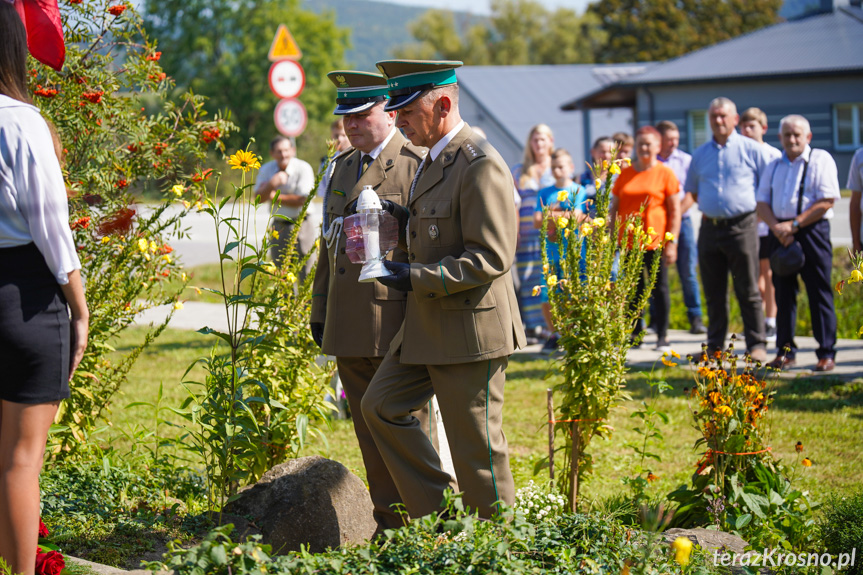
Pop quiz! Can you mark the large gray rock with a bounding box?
[224,455,376,554]
[663,528,774,574]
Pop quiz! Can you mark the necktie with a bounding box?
[359,154,373,178]
[406,157,429,250]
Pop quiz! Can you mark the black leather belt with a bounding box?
[702,211,754,227]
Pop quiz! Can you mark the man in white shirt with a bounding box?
[756,115,840,372]
[255,136,316,277]
[740,107,783,345]
[847,147,863,253]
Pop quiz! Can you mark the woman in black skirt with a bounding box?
[0,5,88,572]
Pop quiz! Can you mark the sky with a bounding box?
[375,0,593,15]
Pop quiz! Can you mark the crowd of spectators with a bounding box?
[512,97,858,371]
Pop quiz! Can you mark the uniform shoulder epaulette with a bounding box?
[461,136,487,164]
[401,141,426,161]
[332,147,355,162]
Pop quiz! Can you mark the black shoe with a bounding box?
[689,316,707,335]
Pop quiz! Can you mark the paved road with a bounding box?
[147,197,857,271]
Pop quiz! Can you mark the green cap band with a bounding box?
[336,85,390,100]
[387,68,457,93]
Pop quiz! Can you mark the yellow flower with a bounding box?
[802,458,812,467]
[556,190,569,203]
[592,217,605,227]
[173,301,184,310]
[624,157,632,166]
[181,272,187,282]
[137,238,148,253]
[647,227,656,237]
[101,236,111,244]
[564,228,572,238]
[547,275,558,288]
[149,240,158,253]
[672,537,693,566]
[162,254,172,263]
[543,263,549,275]
[858,325,863,337]
[580,223,593,236]
[263,263,277,274]
[714,405,733,417]
[272,230,279,240]
[285,272,297,284]
[647,472,658,482]
[609,163,621,175]
[171,184,184,197]
[602,160,609,170]
[182,200,191,209]
[665,232,675,242]
[662,358,675,367]
[228,149,261,172]
[849,269,863,283]
[194,201,203,211]
[557,216,569,229]
[599,234,609,244]
[671,350,680,359]
[594,178,602,189]
[531,285,542,297]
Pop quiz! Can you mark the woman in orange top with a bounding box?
[610,126,681,351]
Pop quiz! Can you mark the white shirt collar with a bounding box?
[782,145,811,164]
[429,121,465,162]
[362,127,397,162]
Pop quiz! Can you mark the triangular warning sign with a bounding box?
[268,24,302,61]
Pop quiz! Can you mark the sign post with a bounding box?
[268,24,305,137]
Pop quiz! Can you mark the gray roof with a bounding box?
[458,63,652,147]
[564,5,863,108]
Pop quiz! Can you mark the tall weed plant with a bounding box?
[32,0,234,453]
[538,153,663,511]
[172,150,332,513]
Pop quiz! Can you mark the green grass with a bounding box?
[666,247,863,340]
[105,328,863,508]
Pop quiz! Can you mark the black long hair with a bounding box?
[0,2,32,104]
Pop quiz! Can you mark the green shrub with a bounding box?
[819,490,863,575]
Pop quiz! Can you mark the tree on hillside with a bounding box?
[590,0,782,63]
[394,0,604,65]
[144,0,349,160]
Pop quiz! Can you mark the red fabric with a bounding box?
[12,0,66,71]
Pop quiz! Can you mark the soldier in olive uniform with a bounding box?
[361,60,526,519]
[310,71,430,532]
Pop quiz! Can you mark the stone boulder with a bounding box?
[662,528,774,574]
[224,455,376,554]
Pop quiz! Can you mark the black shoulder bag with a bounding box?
[769,156,808,277]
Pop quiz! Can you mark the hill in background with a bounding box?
[301,0,479,70]
[303,0,819,71]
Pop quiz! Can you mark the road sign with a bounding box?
[268,24,302,61]
[268,60,305,100]
[274,98,307,137]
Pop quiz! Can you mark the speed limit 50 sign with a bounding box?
[274,98,307,138]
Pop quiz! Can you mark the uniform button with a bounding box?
[431,208,436,215]
[338,267,345,274]
[410,253,416,261]
[340,247,346,254]
[411,231,416,238]
[464,298,471,305]
[427,293,435,298]
[412,208,417,216]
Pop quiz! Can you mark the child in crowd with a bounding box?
[740,107,783,344]
[613,131,634,160]
[579,136,614,218]
[534,149,587,351]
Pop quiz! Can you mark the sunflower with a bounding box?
[228,150,261,172]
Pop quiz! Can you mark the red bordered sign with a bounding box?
[274,98,307,138]
[268,59,305,100]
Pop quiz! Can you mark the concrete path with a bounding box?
[135,301,863,379]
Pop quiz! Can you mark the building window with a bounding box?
[687,110,710,151]
[834,103,863,150]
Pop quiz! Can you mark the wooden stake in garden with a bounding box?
[570,421,580,512]
[547,389,554,481]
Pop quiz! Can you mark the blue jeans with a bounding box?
[677,215,702,319]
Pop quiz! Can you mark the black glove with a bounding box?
[310,322,324,347]
[376,260,412,292]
